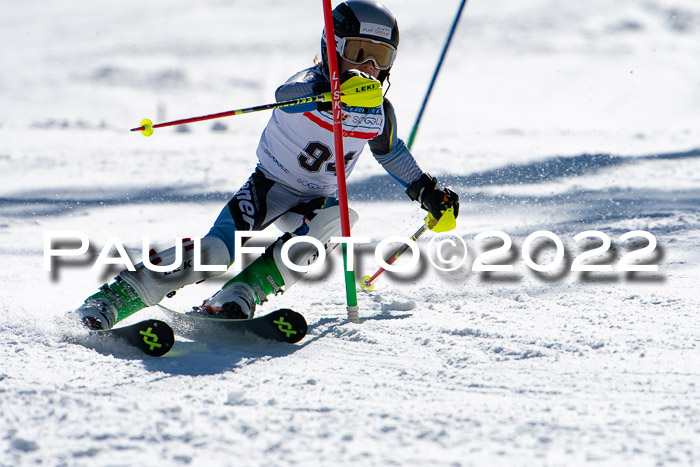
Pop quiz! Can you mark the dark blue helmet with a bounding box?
[321,0,400,83]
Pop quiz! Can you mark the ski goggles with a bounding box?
[335,36,397,70]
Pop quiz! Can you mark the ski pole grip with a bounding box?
[426,207,457,233]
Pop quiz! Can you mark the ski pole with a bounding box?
[130,75,382,136]
[361,0,468,291]
[360,222,429,291]
[360,207,456,291]
[406,0,468,149]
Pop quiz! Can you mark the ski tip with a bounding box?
[269,308,307,344]
[131,319,174,357]
[81,319,175,358]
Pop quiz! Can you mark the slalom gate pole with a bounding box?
[322,0,360,323]
[406,0,468,149]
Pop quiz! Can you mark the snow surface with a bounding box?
[1,0,699,465]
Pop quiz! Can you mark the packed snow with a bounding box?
[1,0,699,465]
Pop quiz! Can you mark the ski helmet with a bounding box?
[321,0,400,83]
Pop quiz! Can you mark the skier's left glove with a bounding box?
[406,173,460,220]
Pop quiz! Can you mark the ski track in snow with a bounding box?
[2,0,700,465]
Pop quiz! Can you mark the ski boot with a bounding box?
[201,204,358,320]
[72,236,231,330]
[73,277,146,330]
[200,250,284,320]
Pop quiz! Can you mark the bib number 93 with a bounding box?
[298,141,355,174]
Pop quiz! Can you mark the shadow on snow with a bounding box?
[133,312,413,376]
[346,147,700,202]
[1,148,698,230]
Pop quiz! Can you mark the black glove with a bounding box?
[314,70,374,111]
[339,69,372,82]
[406,173,460,220]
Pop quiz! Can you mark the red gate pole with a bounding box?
[322,0,360,323]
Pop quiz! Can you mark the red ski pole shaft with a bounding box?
[129,94,326,133]
[362,223,429,288]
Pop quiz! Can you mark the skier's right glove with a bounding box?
[406,173,460,221]
[313,70,374,112]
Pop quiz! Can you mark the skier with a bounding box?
[73,0,460,330]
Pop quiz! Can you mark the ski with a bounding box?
[90,319,175,357]
[158,305,308,344]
